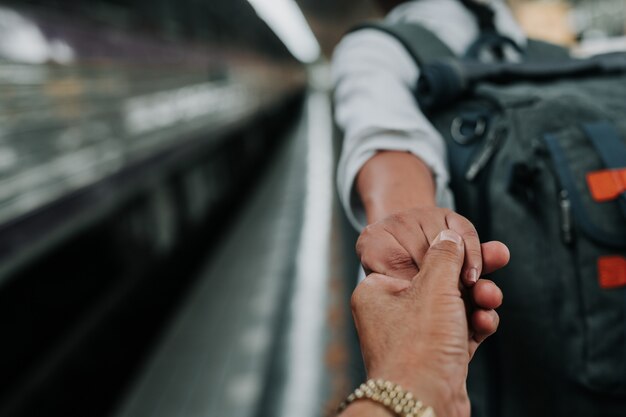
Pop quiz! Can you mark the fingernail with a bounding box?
[433,230,461,245]
[467,268,478,284]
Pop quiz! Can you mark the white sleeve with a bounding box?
[332,29,454,231]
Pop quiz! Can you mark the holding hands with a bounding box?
[340,151,509,416]
[341,229,509,417]
[357,206,510,344]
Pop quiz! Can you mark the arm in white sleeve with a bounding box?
[332,29,454,230]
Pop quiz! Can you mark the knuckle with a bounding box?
[388,212,405,225]
[355,238,365,257]
[355,228,372,255]
[462,228,480,240]
[387,250,415,271]
[350,282,370,311]
[358,246,376,268]
[354,239,370,258]
[445,210,470,226]
[350,286,363,311]
[362,224,376,237]
[356,224,380,250]
[466,247,483,262]
[360,248,414,276]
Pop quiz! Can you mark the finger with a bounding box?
[413,230,464,290]
[357,226,418,280]
[418,208,449,247]
[481,241,510,275]
[471,279,503,310]
[468,309,500,359]
[445,212,482,287]
[352,273,412,313]
[379,214,430,272]
[471,309,500,344]
[361,273,412,294]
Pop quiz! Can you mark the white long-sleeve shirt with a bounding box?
[332,0,526,230]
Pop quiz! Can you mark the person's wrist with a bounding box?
[355,151,438,224]
[366,366,463,417]
[339,376,443,417]
[363,201,437,225]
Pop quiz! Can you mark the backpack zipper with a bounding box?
[535,140,576,246]
[465,125,507,181]
[559,189,574,245]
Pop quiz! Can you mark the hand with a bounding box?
[357,207,509,343]
[346,230,508,417]
[355,153,489,286]
[358,206,489,284]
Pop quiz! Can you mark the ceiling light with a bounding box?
[247,0,321,63]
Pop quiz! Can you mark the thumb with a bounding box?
[413,230,465,290]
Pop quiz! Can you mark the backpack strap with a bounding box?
[582,122,626,219]
[457,0,498,33]
[457,0,507,60]
[525,39,571,62]
[350,22,455,67]
[351,21,571,68]
[417,53,626,111]
[464,32,524,60]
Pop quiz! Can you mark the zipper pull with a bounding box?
[559,189,574,245]
[465,126,507,182]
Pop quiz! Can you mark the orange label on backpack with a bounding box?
[598,256,626,289]
[587,169,626,202]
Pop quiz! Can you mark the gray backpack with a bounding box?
[355,20,626,417]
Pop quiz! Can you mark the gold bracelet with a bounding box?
[337,379,436,417]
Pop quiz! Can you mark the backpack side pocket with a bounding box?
[544,123,626,393]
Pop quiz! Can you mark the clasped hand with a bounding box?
[342,208,510,417]
[357,207,510,345]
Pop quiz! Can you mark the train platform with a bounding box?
[112,82,360,417]
[0,59,362,417]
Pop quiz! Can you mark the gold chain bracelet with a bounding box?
[337,379,436,417]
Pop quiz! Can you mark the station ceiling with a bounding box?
[296,0,382,57]
[11,0,626,63]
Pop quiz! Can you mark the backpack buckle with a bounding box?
[451,115,487,145]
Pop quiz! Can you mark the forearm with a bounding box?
[357,151,437,224]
